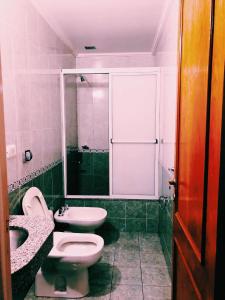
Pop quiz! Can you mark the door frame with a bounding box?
[61,67,160,200]
[0,53,12,299]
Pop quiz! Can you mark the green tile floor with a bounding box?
[25,233,171,300]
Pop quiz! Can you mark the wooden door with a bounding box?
[173,0,225,299]
[0,54,12,298]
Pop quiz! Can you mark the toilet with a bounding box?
[22,187,105,298]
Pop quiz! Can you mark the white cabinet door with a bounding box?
[110,72,159,197]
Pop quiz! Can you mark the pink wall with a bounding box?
[155,0,179,66]
[76,53,155,68]
[75,53,155,151]
[0,0,75,185]
[159,67,177,197]
[76,74,109,150]
[156,0,179,196]
[64,75,78,148]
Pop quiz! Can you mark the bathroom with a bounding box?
[1,0,224,300]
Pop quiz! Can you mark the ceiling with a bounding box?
[31,0,170,54]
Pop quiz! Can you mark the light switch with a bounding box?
[6,144,17,159]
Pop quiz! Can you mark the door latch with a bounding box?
[168,178,176,187]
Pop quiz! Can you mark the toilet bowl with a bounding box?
[22,187,104,298]
[54,206,107,231]
[49,232,103,267]
[36,232,104,298]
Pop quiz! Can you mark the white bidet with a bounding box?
[54,206,107,232]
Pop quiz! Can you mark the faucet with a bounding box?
[58,205,69,216]
[58,208,63,216]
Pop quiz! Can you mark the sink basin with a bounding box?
[9,227,28,251]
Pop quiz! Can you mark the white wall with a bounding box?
[155,0,179,197]
[155,0,179,67]
[64,75,78,148]
[76,73,109,150]
[75,53,155,151]
[76,53,155,68]
[0,0,75,185]
[159,67,177,197]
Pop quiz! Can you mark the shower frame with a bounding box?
[60,67,160,200]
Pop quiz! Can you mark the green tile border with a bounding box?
[9,163,64,215]
[159,198,174,278]
[65,198,160,233]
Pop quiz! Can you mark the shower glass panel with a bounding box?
[110,73,159,197]
[64,73,109,196]
[112,144,156,195]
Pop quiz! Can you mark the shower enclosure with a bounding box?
[61,68,160,199]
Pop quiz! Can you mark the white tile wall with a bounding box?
[0,0,75,185]
[64,75,77,148]
[77,74,109,150]
[75,54,155,150]
[155,0,179,66]
[156,0,179,197]
[76,53,155,68]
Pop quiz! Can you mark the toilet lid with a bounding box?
[22,187,50,218]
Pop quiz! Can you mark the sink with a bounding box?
[9,216,54,300]
[9,227,28,251]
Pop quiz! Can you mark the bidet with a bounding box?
[54,206,107,232]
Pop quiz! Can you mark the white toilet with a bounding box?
[22,187,105,299]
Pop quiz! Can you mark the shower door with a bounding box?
[110,71,160,198]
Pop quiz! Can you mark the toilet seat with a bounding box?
[22,187,50,218]
[49,232,104,262]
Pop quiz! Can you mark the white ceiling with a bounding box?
[31,0,170,54]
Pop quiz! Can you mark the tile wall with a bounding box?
[155,0,178,277]
[159,198,174,277]
[76,73,109,150]
[155,0,179,67]
[67,150,109,196]
[9,162,64,215]
[0,0,75,187]
[159,67,177,197]
[65,74,78,149]
[75,53,155,69]
[75,54,155,153]
[66,199,159,233]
